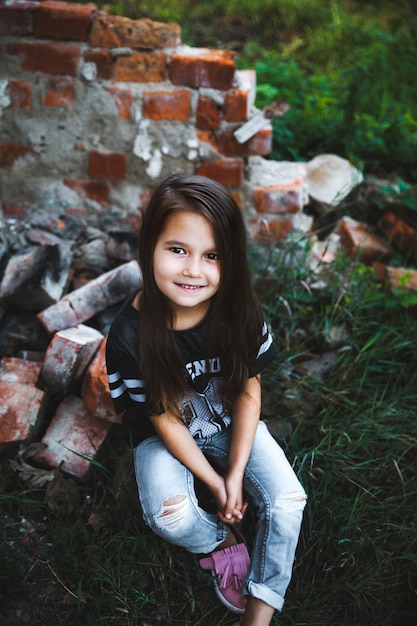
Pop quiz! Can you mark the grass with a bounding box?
[254,244,417,624]
[2,242,417,624]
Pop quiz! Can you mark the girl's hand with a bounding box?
[209,477,243,524]
[216,472,248,524]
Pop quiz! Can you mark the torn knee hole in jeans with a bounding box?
[154,495,188,528]
[275,490,307,512]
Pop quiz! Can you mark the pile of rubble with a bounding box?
[0,209,142,481]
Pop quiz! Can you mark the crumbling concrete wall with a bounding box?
[0,0,276,218]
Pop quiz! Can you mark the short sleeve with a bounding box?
[250,321,279,376]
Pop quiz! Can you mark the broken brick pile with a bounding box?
[0,209,145,481]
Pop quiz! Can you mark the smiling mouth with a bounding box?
[176,283,204,290]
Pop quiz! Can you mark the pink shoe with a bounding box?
[199,542,249,614]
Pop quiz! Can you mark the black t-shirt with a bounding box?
[106,292,278,447]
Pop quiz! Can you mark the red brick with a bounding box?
[89,150,127,180]
[0,379,46,451]
[142,89,191,121]
[0,2,39,36]
[225,90,249,123]
[248,215,294,243]
[374,264,417,294]
[377,211,417,259]
[2,202,31,218]
[170,48,235,90]
[250,130,274,156]
[217,128,272,157]
[8,42,80,76]
[83,49,113,80]
[33,1,96,41]
[89,11,180,50]
[0,357,42,385]
[230,190,243,208]
[195,159,243,187]
[224,69,256,122]
[254,180,305,215]
[114,52,167,82]
[39,78,77,107]
[63,178,110,205]
[338,218,393,265]
[0,143,33,168]
[39,324,103,394]
[8,80,31,109]
[196,129,220,154]
[82,340,120,424]
[32,396,112,480]
[38,260,142,334]
[104,86,133,119]
[196,96,221,130]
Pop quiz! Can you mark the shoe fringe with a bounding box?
[215,544,249,591]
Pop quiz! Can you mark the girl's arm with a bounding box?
[223,374,262,521]
[150,412,239,518]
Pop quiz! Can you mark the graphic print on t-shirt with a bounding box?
[181,377,231,439]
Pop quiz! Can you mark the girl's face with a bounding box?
[152,210,221,330]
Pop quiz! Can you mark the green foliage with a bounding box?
[237,12,417,179]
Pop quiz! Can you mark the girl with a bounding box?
[106,174,306,626]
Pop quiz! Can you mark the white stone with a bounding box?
[133,120,152,161]
[187,137,199,149]
[146,149,163,178]
[80,62,97,82]
[234,111,269,144]
[0,80,11,114]
[187,149,198,161]
[292,212,314,233]
[306,154,364,206]
[247,156,307,188]
[199,87,224,106]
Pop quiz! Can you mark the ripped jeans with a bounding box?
[134,421,306,611]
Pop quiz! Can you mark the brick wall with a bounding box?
[0,0,276,218]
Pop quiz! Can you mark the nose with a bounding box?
[183,255,202,277]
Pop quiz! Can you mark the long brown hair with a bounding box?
[138,174,264,418]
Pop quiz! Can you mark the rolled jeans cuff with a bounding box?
[243,579,284,612]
